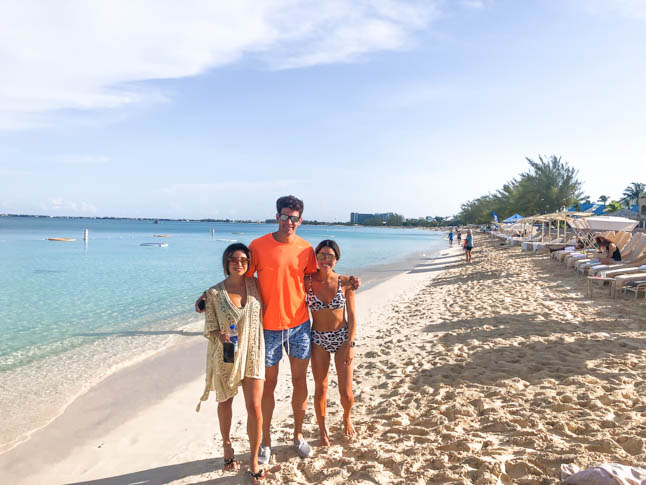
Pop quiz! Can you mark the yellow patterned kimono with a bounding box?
[196,277,264,408]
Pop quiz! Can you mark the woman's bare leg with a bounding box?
[217,398,236,469]
[334,347,355,438]
[311,343,331,446]
[242,378,264,474]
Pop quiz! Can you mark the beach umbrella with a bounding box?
[503,214,524,223]
[584,216,639,232]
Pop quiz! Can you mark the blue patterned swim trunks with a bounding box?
[264,320,311,367]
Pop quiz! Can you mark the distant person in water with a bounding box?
[306,240,357,446]
[464,229,474,263]
[448,230,454,247]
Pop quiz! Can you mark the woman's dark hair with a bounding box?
[276,195,304,217]
[595,236,611,248]
[222,243,250,276]
[315,239,341,260]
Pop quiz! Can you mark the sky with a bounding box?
[1,0,645,222]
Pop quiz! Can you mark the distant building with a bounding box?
[350,212,372,224]
[350,212,397,224]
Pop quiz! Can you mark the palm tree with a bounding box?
[597,195,609,204]
[621,182,646,208]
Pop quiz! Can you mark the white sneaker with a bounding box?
[294,438,314,458]
[258,445,271,465]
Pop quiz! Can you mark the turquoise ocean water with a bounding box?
[0,216,445,450]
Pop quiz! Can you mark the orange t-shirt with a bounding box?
[247,233,317,331]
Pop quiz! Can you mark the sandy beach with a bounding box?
[2,235,646,484]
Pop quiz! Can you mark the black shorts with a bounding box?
[466,246,473,251]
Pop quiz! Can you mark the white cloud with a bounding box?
[44,197,97,214]
[58,154,111,165]
[571,0,646,19]
[0,0,439,130]
[459,0,485,9]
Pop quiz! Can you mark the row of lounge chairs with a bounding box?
[554,231,646,298]
[493,229,646,301]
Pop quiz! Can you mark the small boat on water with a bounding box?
[48,238,76,242]
[153,234,171,237]
[140,242,168,247]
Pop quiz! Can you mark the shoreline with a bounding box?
[0,243,453,481]
[10,236,645,482]
[0,237,444,457]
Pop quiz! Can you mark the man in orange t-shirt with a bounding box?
[246,195,317,462]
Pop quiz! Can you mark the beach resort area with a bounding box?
[2,222,646,484]
[4,2,646,484]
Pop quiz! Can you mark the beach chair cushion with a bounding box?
[615,272,646,289]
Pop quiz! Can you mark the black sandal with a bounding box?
[248,469,264,482]
[223,456,238,471]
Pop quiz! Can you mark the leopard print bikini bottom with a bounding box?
[311,326,348,353]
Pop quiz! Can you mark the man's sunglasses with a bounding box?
[279,214,301,223]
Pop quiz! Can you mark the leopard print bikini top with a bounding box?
[306,275,346,311]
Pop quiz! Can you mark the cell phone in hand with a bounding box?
[223,342,235,363]
[198,298,205,311]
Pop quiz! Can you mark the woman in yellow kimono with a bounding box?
[197,243,265,482]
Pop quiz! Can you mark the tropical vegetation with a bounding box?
[457,155,586,224]
[621,182,646,208]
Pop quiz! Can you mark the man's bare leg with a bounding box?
[289,356,310,442]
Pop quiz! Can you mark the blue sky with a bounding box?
[1,0,644,221]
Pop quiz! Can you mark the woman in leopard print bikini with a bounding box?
[306,240,357,446]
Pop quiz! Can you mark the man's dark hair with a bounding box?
[222,243,250,276]
[315,239,341,260]
[276,195,304,217]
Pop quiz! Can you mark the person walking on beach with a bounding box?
[456,229,462,245]
[464,229,474,263]
[448,229,454,247]
[197,243,265,482]
[195,195,360,466]
[307,240,356,446]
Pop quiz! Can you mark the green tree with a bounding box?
[605,200,624,213]
[514,155,586,214]
[457,155,585,224]
[597,195,609,204]
[620,182,646,208]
